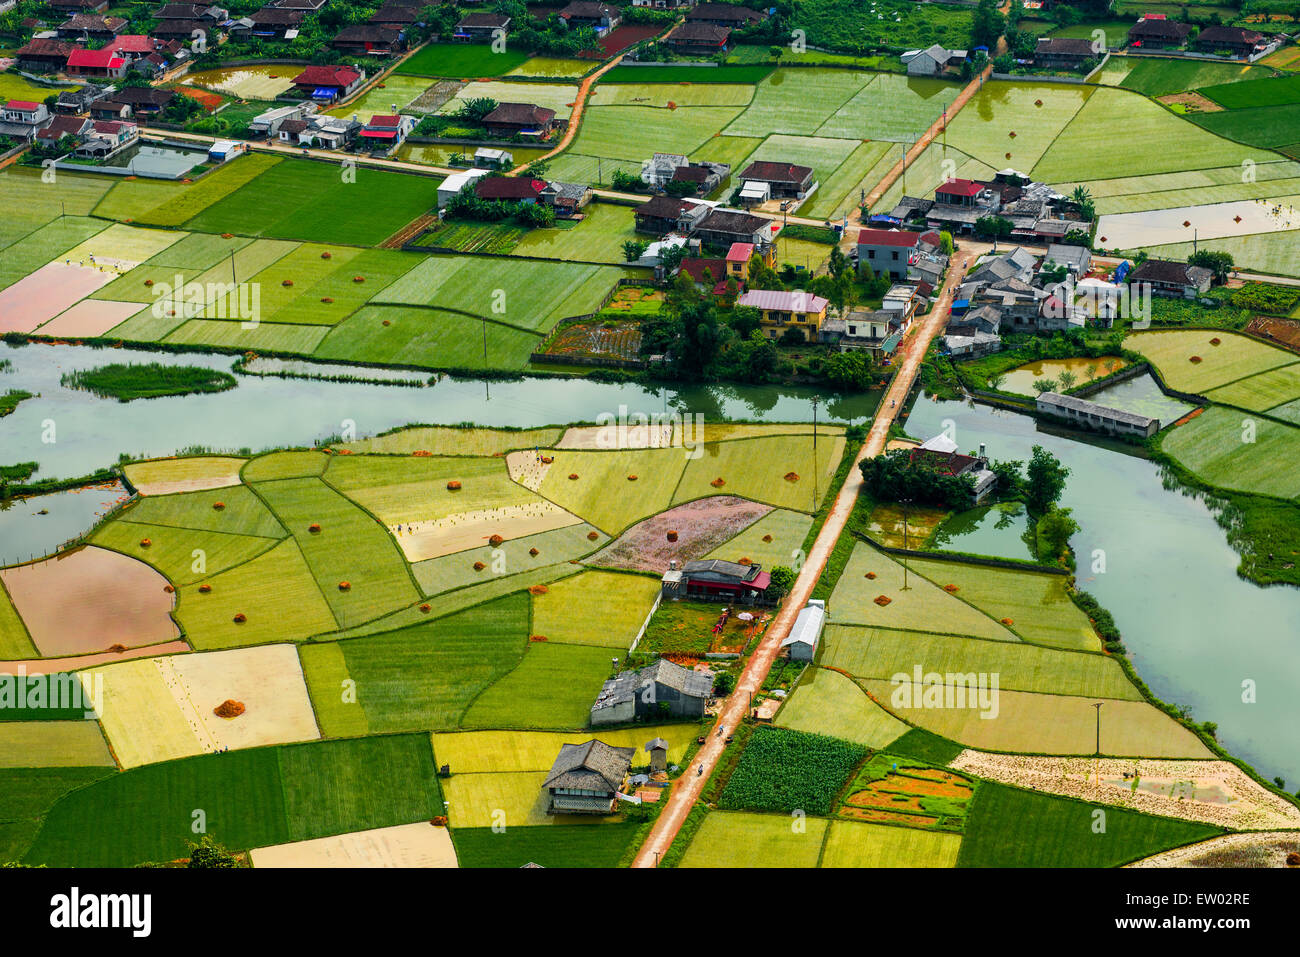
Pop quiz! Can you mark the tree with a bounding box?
[768,565,796,597]
[1025,445,1070,513]
[1188,249,1234,284]
[187,836,239,869]
[622,239,649,262]
[1037,506,1079,561]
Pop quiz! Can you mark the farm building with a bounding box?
[1036,393,1159,438]
[909,434,998,503]
[738,289,829,342]
[482,102,558,139]
[437,167,490,209]
[1127,18,1192,49]
[291,65,365,102]
[781,599,825,662]
[590,659,714,726]
[543,739,634,815]
[1129,259,1213,298]
[686,3,764,27]
[663,22,731,54]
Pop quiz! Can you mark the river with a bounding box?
[905,389,1300,789]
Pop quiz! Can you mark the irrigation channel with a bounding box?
[2,340,1298,787]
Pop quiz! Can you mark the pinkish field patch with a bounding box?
[0,639,190,675]
[590,496,771,572]
[36,299,147,338]
[0,546,180,657]
[0,263,115,334]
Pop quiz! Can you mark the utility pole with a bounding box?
[900,497,912,590]
[1093,701,1103,756]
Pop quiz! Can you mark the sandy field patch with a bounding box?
[949,750,1300,831]
[0,639,189,676]
[0,262,116,334]
[250,822,457,868]
[507,449,552,491]
[124,457,246,496]
[83,644,320,768]
[35,299,146,338]
[393,502,582,562]
[556,423,673,450]
[590,496,771,572]
[0,546,179,657]
[1129,831,1300,868]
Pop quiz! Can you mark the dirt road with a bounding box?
[630,243,980,868]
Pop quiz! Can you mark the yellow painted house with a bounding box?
[736,289,830,342]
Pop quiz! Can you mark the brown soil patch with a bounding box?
[0,546,179,656]
[589,496,772,572]
[1157,91,1223,113]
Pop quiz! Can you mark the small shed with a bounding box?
[781,599,825,662]
[644,737,669,772]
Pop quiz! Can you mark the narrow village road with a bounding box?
[630,242,980,868]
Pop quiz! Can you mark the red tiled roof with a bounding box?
[292,65,361,88]
[857,228,922,248]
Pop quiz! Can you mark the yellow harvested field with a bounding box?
[83,644,320,767]
[432,724,700,774]
[250,822,457,868]
[0,721,115,768]
[340,426,564,456]
[124,456,246,496]
[861,678,1213,759]
[391,501,582,562]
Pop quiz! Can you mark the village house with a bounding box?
[66,47,131,78]
[1129,259,1213,298]
[1194,25,1267,58]
[14,37,74,72]
[737,160,814,205]
[685,3,763,27]
[291,65,365,103]
[0,100,52,142]
[558,1,621,32]
[738,288,830,342]
[331,24,406,56]
[359,113,416,150]
[1037,393,1159,438]
[482,102,558,139]
[910,434,998,503]
[542,740,634,814]
[474,175,548,203]
[1033,36,1096,70]
[456,12,510,40]
[229,7,304,41]
[693,207,775,253]
[369,4,421,31]
[1127,17,1192,49]
[56,13,128,41]
[590,658,714,726]
[663,22,731,54]
[634,194,704,234]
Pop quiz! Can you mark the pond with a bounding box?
[906,393,1300,788]
[0,341,880,486]
[998,355,1126,396]
[928,501,1033,560]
